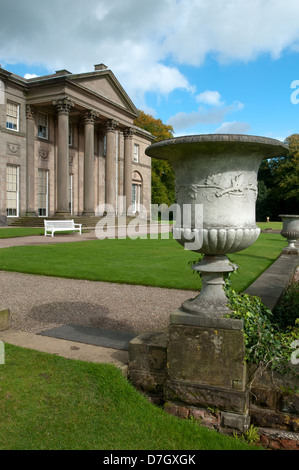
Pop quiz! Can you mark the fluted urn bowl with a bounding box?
[279,214,299,254]
[146,134,288,317]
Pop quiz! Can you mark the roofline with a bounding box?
[133,125,156,141]
[0,65,139,116]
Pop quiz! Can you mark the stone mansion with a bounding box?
[0,64,153,222]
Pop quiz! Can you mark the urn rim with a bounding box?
[145,133,289,160]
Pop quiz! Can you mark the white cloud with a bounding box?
[162,0,299,66]
[167,101,245,133]
[1,0,299,107]
[24,73,39,79]
[214,121,251,134]
[167,108,227,131]
[196,90,223,107]
[115,57,194,104]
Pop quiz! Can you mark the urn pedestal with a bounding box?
[279,214,299,255]
[128,135,288,433]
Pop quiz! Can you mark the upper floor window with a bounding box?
[37,112,48,139]
[134,143,139,162]
[6,100,19,131]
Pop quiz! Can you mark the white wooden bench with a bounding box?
[44,219,82,237]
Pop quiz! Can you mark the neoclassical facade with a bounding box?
[0,64,153,221]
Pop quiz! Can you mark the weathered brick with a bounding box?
[128,369,166,396]
[258,428,299,450]
[280,393,299,415]
[251,406,299,432]
[280,438,299,450]
[251,387,278,411]
[189,408,220,426]
[163,402,190,419]
[165,379,249,414]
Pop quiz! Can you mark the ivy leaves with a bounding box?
[224,277,299,376]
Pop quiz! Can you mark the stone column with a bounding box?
[105,119,118,213]
[26,105,37,216]
[53,98,74,216]
[124,128,134,215]
[83,110,98,215]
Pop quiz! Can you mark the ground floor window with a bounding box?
[132,171,143,214]
[6,165,19,217]
[38,169,48,217]
[132,183,142,213]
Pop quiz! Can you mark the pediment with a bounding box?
[70,71,138,115]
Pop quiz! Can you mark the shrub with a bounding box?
[272,281,299,329]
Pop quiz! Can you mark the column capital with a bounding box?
[124,127,135,139]
[26,105,35,120]
[106,119,119,132]
[83,110,99,125]
[53,97,74,115]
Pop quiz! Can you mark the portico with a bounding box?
[0,64,153,221]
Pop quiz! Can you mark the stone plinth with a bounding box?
[128,331,168,404]
[167,313,246,390]
[165,311,249,433]
[128,312,250,433]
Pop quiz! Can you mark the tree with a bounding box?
[134,111,176,206]
[273,134,299,201]
[256,134,299,221]
[134,110,174,142]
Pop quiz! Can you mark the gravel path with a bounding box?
[0,271,194,334]
[0,231,195,335]
[0,231,97,248]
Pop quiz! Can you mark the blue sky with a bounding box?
[1,0,299,141]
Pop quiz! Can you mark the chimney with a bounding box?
[55,69,72,76]
[94,64,108,71]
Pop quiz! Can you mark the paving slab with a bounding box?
[0,329,128,372]
[38,324,137,351]
[245,253,299,310]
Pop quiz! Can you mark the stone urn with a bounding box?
[146,134,288,318]
[279,214,299,254]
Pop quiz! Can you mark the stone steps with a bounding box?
[7,215,138,228]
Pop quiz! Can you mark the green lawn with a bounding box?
[257,221,282,230]
[0,344,261,450]
[0,232,287,292]
[0,227,44,238]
